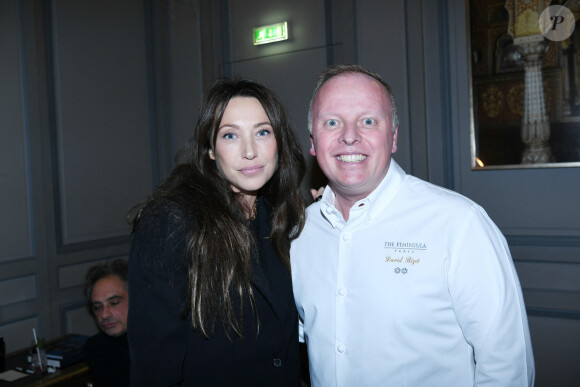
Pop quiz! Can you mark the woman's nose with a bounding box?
[243,139,257,159]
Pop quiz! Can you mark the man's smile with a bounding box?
[336,154,367,163]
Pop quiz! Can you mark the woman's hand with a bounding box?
[310,187,325,202]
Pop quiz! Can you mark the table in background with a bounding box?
[0,338,91,387]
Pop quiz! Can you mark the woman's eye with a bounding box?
[327,119,338,127]
[222,133,236,140]
[363,118,375,126]
[257,128,271,136]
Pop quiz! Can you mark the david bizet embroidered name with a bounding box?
[385,256,420,265]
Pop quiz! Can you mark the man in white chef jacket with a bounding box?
[291,64,535,387]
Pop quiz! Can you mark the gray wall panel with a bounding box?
[58,259,107,290]
[511,243,580,263]
[0,0,33,260]
[528,316,580,386]
[517,261,580,292]
[458,169,580,236]
[64,306,98,337]
[0,316,39,353]
[50,0,153,245]
[0,276,37,307]
[524,289,580,313]
[168,0,204,159]
[61,301,98,337]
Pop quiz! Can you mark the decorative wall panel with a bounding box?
[0,316,40,353]
[49,0,153,247]
[0,0,33,261]
[0,276,37,306]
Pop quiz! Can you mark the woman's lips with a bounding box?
[240,166,264,176]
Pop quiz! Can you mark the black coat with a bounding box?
[83,332,130,387]
[127,197,300,386]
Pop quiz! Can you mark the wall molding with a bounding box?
[506,234,580,247]
[59,300,89,334]
[527,307,580,321]
[56,235,131,255]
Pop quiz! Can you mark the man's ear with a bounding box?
[392,126,398,154]
[309,135,316,156]
[209,149,215,160]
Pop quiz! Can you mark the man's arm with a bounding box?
[448,205,535,386]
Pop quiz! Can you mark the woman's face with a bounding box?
[210,96,278,197]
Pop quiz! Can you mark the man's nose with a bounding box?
[339,123,362,145]
[100,305,112,319]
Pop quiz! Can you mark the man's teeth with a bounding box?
[337,154,366,163]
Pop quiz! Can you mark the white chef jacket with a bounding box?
[291,160,534,387]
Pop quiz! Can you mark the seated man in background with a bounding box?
[83,259,130,387]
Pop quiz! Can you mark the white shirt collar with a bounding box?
[320,159,407,229]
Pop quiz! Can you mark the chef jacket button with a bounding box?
[325,206,333,214]
[336,344,346,353]
[273,358,282,367]
[342,233,351,241]
[338,288,346,296]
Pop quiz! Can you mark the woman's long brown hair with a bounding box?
[133,78,306,339]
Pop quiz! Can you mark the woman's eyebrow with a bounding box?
[254,121,272,128]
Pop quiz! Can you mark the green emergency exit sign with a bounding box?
[253,22,288,45]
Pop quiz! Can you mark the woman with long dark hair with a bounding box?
[127,77,306,386]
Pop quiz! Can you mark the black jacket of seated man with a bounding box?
[83,332,130,387]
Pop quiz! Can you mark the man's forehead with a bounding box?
[91,275,128,302]
[314,73,390,112]
[320,72,384,92]
[92,294,125,304]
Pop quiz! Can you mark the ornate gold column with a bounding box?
[505,0,552,164]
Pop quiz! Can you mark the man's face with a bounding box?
[310,73,398,202]
[91,275,129,337]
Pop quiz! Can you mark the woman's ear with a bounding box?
[209,149,215,160]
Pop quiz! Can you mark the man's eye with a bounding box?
[92,306,102,313]
[363,118,375,126]
[326,119,338,127]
